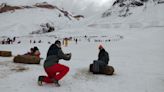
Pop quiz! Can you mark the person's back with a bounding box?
[46,44,59,57]
[98,48,109,65]
[44,44,60,68]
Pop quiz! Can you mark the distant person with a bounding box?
[33,40,36,43]
[13,37,16,42]
[48,41,51,44]
[30,40,32,43]
[17,41,21,44]
[38,40,71,87]
[75,38,78,44]
[2,39,5,44]
[38,40,42,43]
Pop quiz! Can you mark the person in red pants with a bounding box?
[38,40,71,87]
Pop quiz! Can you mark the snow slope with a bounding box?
[92,0,164,28]
[0,0,115,36]
[0,27,164,92]
[0,0,164,92]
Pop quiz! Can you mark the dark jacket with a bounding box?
[98,49,109,65]
[44,44,71,68]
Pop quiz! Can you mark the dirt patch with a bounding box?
[0,2,84,20]
[11,65,29,72]
[0,2,55,13]
[0,61,29,78]
[34,2,56,9]
[0,3,22,13]
[73,15,84,20]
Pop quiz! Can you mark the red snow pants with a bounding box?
[43,64,69,83]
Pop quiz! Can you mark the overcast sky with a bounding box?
[0,0,115,15]
[0,0,115,6]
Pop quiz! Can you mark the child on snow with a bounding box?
[24,46,40,58]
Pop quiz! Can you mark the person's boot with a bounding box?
[38,76,45,86]
[52,78,60,87]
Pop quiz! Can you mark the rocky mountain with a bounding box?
[102,0,164,17]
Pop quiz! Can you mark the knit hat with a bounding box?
[98,45,103,49]
[34,46,39,50]
[55,40,61,45]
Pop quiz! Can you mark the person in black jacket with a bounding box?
[92,45,109,73]
[98,45,109,65]
[38,40,71,87]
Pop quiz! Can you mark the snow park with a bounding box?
[0,0,164,92]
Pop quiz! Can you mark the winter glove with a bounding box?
[63,53,71,60]
[66,53,71,57]
[66,53,71,59]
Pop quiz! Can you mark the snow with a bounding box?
[0,0,164,92]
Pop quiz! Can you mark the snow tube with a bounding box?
[13,55,40,64]
[89,64,114,75]
[101,65,114,75]
[0,51,12,57]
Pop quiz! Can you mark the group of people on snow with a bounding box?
[24,46,40,58]
[0,37,16,44]
[37,40,109,87]
[1,36,109,87]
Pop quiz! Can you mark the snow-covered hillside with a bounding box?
[0,2,78,36]
[0,0,164,92]
[0,0,114,36]
[91,0,164,29]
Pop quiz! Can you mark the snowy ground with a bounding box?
[0,0,164,92]
[0,27,164,92]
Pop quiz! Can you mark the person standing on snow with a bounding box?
[38,40,71,87]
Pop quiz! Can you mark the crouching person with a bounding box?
[90,45,109,74]
[38,40,71,87]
